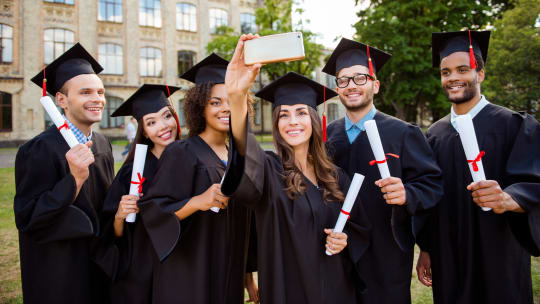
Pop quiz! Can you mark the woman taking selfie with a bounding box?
[94,84,181,303]
[137,54,256,303]
[222,35,371,304]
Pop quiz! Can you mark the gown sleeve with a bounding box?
[14,138,94,244]
[222,115,271,208]
[138,142,198,262]
[503,113,540,256]
[91,163,133,281]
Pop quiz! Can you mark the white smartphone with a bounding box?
[244,32,305,65]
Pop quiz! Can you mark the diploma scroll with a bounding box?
[455,114,490,211]
[210,174,226,213]
[40,96,79,148]
[127,144,148,222]
[326,173,365,256]
[364,120,391,179]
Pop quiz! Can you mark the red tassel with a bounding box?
[367,45,374,77]
[322,86,327,142]
[166,85,181,138]
[42,69,47,97]
[468,30,476,70]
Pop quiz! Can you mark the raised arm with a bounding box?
[226,34,261,156]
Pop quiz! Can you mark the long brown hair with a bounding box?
[124,106,180,163]
[272,106,345,202]
[184,82,254,137]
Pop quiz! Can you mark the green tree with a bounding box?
[206,0,324,82]
[353,0,513,124]
[483,0,540,120]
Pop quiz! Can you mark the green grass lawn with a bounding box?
[1,166,539,303]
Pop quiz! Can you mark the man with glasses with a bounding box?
[323,38,443,304]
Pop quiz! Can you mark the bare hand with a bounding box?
[467,180,523,213]
[66,141,94,188]
[244,272,259,303]
[115,194,139,220]
[416,250,432,287]
[375,177,406,205]
[194,184,229,211]
[225,34,262,98]
[324,229,348,255]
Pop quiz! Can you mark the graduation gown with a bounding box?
[421,103,540,304]
[221,121,371,304]
[326,111,443,304]
[93,152,159,304]
[14,126,115,304]
[138,135,252,304]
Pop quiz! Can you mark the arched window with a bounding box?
[140,47,162,77]
[0,24,13,63]
[209,8,228,34]
[327,103,338,123]
[98,0,123,23]
[139,0,162,28]
[240,13,256,34]
[44,28,74,64]
[0,92,12,131]
[101,96,124,128]
[99,43,123,75]
[177,50,195,76]
[176,3,196,32]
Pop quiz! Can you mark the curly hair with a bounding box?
[183,82,254,137]
[272,106,345,202]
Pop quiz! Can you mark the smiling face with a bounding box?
[203,83,230,134]
[56,74,106,129]
[142,106,178,151]
[440,51,484,104]
[277,104,313,149]
[335,64,379,112]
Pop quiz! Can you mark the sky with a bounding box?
[292,0,368,49]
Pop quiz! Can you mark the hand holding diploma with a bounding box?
[326,173,364,256]
[467,180,525,214]
[210,174,226,213]
[454,114,490,211]
[66,141,94,196]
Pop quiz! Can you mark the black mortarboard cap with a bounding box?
[255,72,337,110]
[31,43,103,96]
[322,38,391,77]
[431,30,490,67]
[111,84,181,120]
[180,53,229,85]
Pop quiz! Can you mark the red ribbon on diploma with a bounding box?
[341,209,351,219]
[467,150,485,172]
[131,172,146,193]
[369,153,400,166]
[58,121,69,131]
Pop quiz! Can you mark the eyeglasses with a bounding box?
[335,73,374,88]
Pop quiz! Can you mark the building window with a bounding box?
[326,74,336,89]
[139,0,162,28]
[99,43,123,75]
[178,99,186,127]
[101,96,124,129]
[209,8,228,34]
[177,50,195,76]
[0,24,13,64]
[0,92,12,131]
[240,13,256,34]
[44,28,74,64]
[327,103,338,122]
[176,3,196,32]
[254,99,261,125]
[140,47,162,77]
[44,0,74,4]
[98,0,123,23]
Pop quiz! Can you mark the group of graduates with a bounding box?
[13,29,540,304]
